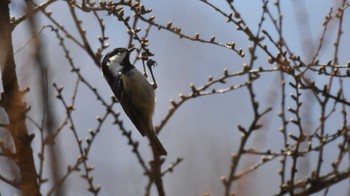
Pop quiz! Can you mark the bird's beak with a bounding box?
[128,47,136,53]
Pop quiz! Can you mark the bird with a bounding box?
[101,47,167,156]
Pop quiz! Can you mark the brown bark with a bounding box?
[0,0,40,195]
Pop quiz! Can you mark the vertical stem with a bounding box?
[150,145,165,196]
[25,0,61,194]
[0,0,40,195]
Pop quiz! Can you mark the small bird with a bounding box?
[101,47,167,156]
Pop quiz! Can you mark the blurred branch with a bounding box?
[11,0,57,29]
[0,173,19,188]
[0,140,15,160]
[14,25,50,55]
[25,0,62,194]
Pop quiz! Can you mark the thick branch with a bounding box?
[0,0,40,195]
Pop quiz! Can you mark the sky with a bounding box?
[1,0,350,195]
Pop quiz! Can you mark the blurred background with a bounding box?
[1,0,350,195]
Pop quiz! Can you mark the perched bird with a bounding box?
[101,47,167,156]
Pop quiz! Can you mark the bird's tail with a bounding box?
[147,128,167,156]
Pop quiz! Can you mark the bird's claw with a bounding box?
[147,59,157,68]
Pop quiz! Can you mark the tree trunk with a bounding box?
[0,0,40,195]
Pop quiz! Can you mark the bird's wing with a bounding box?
[115,77,147,136]
[106,73,146,136]
[120,99,147,136]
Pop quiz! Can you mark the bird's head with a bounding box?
[102,47,135,73]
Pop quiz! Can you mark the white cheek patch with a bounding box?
[108,55,120,64]
[108,62,123,75]
[107,53,126,74]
